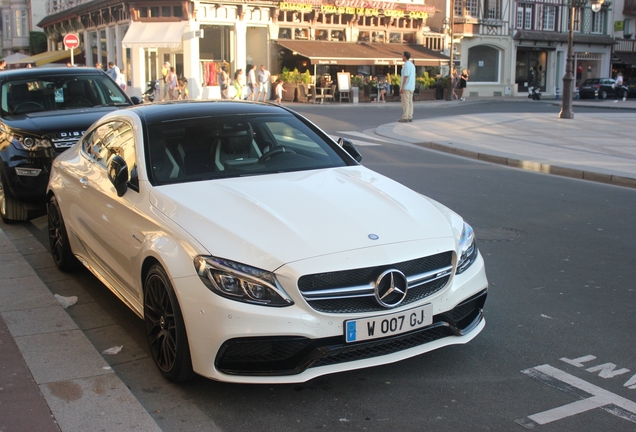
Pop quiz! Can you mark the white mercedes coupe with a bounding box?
[47,100,488,383]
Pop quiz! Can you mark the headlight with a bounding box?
[15,133,52,151]
[194,256,293,307]
[456,222,478,274]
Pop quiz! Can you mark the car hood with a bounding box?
[3,107,123,134]
[149,166,455,270]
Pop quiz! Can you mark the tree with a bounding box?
[29,32,47,55]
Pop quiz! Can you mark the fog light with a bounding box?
[15,168,42,177]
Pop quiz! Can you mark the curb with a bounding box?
[413,141,636,189]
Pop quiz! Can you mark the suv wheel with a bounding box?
[0,174,28,223]
[599,90,608,99]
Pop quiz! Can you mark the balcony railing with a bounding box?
[615,38,636,52]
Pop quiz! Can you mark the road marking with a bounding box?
[519,364,636,427]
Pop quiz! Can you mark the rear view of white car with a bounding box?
[47,100,487,383]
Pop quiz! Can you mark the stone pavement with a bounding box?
[376,97,636,189]
[1,96,635,432]
[0,221,162,432]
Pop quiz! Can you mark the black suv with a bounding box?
[0,67,141,222]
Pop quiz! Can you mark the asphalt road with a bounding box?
[23,100,636,431]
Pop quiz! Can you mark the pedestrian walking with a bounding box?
[219,66,230,99]
[451,68,459,100]
[168,67,178,100]
[274,79,285,104]
[256,65,271,102]
[247,64,257,100]
[398,51,415,123]
[106,62,120,82]
[233,69,244,100]
[614,72,626,102]
[458,69,469,101]
[161,62,170,101]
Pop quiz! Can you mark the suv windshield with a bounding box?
[1,74,129,116]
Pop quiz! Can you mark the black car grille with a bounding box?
[298,251,453,313]
[215,289,487,376]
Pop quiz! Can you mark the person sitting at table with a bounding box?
[378,77,390,102]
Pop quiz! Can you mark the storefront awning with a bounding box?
[19,48,82,67]
[122,21,188,49]
[276,41,449,66]
[612,51,636,67]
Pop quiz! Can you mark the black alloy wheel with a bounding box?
[47,196,80,271]
[144,264,195,382]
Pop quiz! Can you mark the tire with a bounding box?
[0,173,28,223]
[144,264,195,382]
[47,196,80,271]
[599,90,608,99]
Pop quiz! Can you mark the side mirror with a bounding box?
[130,96,143,105]
[338,138,362,162]
[107,154,129,197]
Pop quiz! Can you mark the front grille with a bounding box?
[215,289,487,376]
[51,137,80,149]
[298,251,453,313]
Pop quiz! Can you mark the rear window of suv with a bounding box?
[1,74,130,116]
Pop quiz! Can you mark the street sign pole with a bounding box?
[63,33,80,66]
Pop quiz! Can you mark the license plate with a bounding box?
[344,303,433,343]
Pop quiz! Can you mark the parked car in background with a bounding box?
[625,79,636,98]
[0,67,141,223]
[578,78,628,100]
[47,100,488,383]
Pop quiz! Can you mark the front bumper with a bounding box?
[0,144,56,203]
[216,289,486,376]
[176,245,489,384]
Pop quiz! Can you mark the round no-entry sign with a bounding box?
[63,33,80,50]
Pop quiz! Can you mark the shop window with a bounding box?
[162,6,171,17]
[372,32,385,43]
[467,45,500,82]
[316,29,328,40]
[173,6,183,17]
[403,33,415,43]
[389,33,403,43]
[331,30,345,41]
[358,31,370,42]
[279,28,292,39]
[295,28,309,39]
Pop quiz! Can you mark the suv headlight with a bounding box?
[194,256,293,307]
[456,222,478,274]
[14,133,52,151]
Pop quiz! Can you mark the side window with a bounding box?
[83,124,111,165]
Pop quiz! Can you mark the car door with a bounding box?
[73,119,143,300]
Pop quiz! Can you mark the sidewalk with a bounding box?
[1,96,635,432]
[0,222,162,432]
[374,97,636,189]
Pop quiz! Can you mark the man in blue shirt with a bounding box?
[399,51,416,122]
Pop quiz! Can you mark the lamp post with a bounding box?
[445,0,455,101]
[559,0,604,119]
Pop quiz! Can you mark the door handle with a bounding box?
[79,177,89,187]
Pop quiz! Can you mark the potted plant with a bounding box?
[280,67,309,102]
[416,72,438,100]
[390,74,401,96]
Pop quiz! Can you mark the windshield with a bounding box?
[146,114,349,184]
[1,74,130,115]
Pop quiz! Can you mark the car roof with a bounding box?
[128,100,297,124]
[0,67,106,81]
